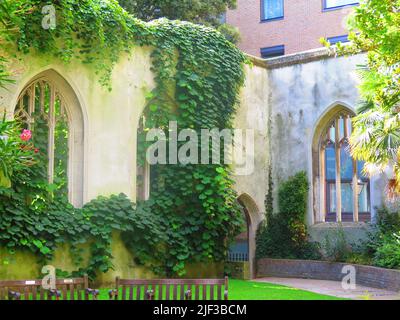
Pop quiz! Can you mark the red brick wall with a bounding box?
[226,0,357,56]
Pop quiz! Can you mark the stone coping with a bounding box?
[257,258,400,292]
[246,47,337,70]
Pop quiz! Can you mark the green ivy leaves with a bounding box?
[0,0,246,278]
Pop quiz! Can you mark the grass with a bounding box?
[228,280,346,300]
[96,279,347,301]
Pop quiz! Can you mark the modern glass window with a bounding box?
[327,35,349,45]
[324,0,359,10]
[261,0,284,21]
[260,45,285,59]
[320,112,371,222]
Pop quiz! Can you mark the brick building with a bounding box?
[226,0,359,58]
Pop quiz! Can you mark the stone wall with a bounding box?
[0,44,238,282]
[0,232,223,286]
[262,49,386,245]
[0,47,155,206]
[0,40,390,280]
[258,258,400,292]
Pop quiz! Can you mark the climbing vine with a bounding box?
[0,0,246,277]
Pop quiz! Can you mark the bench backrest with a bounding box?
[0,275,92,300]
[113,277,229,301]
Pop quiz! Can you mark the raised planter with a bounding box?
[257,258,400,292]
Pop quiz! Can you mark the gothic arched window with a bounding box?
[14,72,85,207]
[319,112,371,222]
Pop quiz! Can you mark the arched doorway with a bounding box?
[227,194,260,279]
[228,201,250,262]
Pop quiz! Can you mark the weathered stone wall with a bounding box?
[0,47,155,205]
[264,49,386,244]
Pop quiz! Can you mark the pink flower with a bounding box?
[34,148,39,154]
[20,129,32,142]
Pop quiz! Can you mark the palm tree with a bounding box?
[350,99,400,197]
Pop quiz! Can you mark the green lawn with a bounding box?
[97,279,346,300]
[228,280,346,300]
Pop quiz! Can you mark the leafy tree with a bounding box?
[335,0,400,195]
[117,0,240,43]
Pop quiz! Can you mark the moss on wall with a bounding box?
[0,231,223,286]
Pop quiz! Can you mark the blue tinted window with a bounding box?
[324,0,358,9]
[260,45,285,59]
[357,161,368,179]
[327,35,349,45]
[262,0,284,20]
[325,145,336,180]
[340,145,353,180]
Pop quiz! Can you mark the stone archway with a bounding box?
[234,193,262,279]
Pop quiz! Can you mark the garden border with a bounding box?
[257,258,400,292]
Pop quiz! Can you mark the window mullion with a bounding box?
[48,84,56,184]
[28,85,35,130]
[335,118,342,222]
[352,159,359,222]
[320,144,326,222]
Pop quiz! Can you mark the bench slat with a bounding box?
[172,284,178,300]
[129,285,133,300]
[195,285,199,300]
[135,285,140,300]
[156,284,161,300]
[69,283,74,301]
[210,284,214,300]
[32,286,37,300]
[24,286,29,300]
[165,284,170,300]
[217,284,222,300]
[122,285,126,300]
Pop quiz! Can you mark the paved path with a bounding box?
[255,277,400,300]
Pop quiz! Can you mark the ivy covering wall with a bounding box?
[0,0,246,278]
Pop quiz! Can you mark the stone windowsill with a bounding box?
[311,222,371,229]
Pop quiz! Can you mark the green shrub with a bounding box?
[360,207,400,269]
[323,227,353,263]
[373,232,400,269]
[256,172,321,260]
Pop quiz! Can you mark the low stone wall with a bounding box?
[257,258,400,292]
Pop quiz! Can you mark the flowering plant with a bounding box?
[0,113,38,188]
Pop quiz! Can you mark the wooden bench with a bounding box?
[109,277,229,300]
[0,275,99,300]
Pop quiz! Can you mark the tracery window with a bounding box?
[320,112,371,222]
[15,77,73,200]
